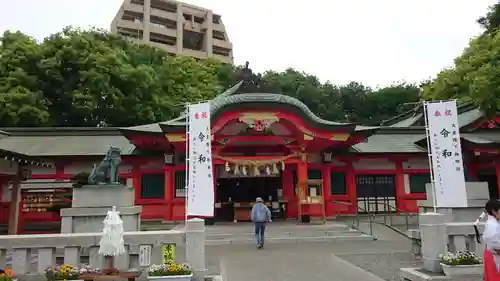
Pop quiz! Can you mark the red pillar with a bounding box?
[163,166,173,221]
[297,161,308,195]
[212,163,216,219]
[282,169,293,198]
[395,160,406,213]
[345,160,357,214]
[296,160,308,219]
[132,164,141,204]
[282,168,294,217]
[322,165,332,216]
[495,162,500,197]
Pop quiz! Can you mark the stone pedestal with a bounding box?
[186,218,207,281]
[60,184,142,233]
[420,213,447,273]
[400,213,450,281]
[419,182,489,222]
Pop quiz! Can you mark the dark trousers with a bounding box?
[254,221,266,245]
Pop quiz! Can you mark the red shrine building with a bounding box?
[1,83,500,233]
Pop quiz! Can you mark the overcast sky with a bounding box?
[0,0,496,87]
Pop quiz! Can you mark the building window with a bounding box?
[330,172,347,195]
[140,174,165,199]
[175,171,186,198]
[409,174,431,194]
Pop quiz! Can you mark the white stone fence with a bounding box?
[406,213,485,272]
[0,219,207,281]
[408,221,485,257]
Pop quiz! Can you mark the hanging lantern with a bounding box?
[242,165,248,176]
[272,164,279,174]
[225,161,230,172]
[253,166,260,177]
[234,165,240,175]
[281,161,285,171]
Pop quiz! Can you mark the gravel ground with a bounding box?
[338,253,485,281]
[337,252,423,281]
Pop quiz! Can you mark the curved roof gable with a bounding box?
[172,81,356,131]
[125,81,377,134]
[210,91,352,129]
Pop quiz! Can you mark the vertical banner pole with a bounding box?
[185,103,190,222]
[423,101,438,213]
[185,100,215,218]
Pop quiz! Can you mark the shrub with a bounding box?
[147,263,192,276]
[440,251,483,266]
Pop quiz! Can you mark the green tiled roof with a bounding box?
[0,128,136,156]
[381,102,483,129]
[458,133,500,146]
[414,132,500,148]
[458,108,483,128]
[141,81,357,133]
[210,94,350,127]
[122,123,163,133]
[0,130,9,139]
[389,113,423,127]
[208,81,353,129]
[352,130,426,153]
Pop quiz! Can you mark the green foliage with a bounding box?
[478,3,500,35]
[0,26,422,127]
[421,31,500,117]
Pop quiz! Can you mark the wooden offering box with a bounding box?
[233,202,271,222]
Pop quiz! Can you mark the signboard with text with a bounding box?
[425,100,467,207]
[187,102,215,217]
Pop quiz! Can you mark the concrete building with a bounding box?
[111,0,233,63]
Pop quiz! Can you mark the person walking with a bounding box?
[251,197,271,249]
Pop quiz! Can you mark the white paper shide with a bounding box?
[187,102,215,217]
[98,206,126,256]
[425,100,467,207]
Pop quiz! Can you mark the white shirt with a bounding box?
[483,215,500,270]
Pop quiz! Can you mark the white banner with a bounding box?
[187,102,215,217]
[426,100,467,207]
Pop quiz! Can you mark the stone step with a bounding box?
[206,222,350,233]
[203,221,373,245]
[206,228,358,239]
[206,233,374,245]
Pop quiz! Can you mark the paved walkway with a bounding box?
[204,221,421,281]
[207,240,412,281]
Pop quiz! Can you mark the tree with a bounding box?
[37,27,184,127]
[478,2,500,35]
[0,31,49,126]
[421,32,500,117]
[364,83,420,123]
[0,27,422,127]
[0,27,233,127]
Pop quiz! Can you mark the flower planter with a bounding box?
[147,274,193,281]
[440,263,483,276]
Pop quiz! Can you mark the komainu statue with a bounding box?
[88,146,122,185]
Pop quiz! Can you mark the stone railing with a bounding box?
[407,221,485,257]
[0,219,208,281]
[0,230,184,278]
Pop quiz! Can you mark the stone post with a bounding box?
[420,212,448,273]
[185,218,206,281]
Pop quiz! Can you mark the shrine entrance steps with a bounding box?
[173,221,374,245]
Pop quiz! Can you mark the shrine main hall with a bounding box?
[1,81,500,233]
